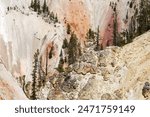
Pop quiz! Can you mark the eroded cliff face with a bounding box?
[0,0,150,99]
[0,0,65,80]
[47,0,131,45]
[0,0,140,80]
[0,63,27,99]
[42,31,150,100]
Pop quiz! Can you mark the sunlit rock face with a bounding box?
[46,31,150,100]
[0,0,139,80]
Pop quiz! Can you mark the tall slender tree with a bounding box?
[31,0,34,8]
[37,0,41,14]
[94,26,101,51]
[113,7,118,46]
[68,33,78,65]
[33,0,38,12]
[43,0,47,13]
[30,49,40,100]
[45,48,48,76]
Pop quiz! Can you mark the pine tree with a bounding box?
[30,49,40,100]
[62,38,68,49]
[46,6,49,13]
[54,14,58,23]
[57,50,64,72]
[86,28,95,42]
[33,0,37,12]
[31,0,34,8]
[45,48,48,75]
[77,43,82,56]
[67,24,71,34]
[94,26,101,51]
[68,33,78,65]
[43,0,47,13]
[50,12,55,21]
[37,0,41,14]
[137,0,150,35]
[113,6,118,46]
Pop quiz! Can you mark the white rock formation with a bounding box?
[0,63,27,99]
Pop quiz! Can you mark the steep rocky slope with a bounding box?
[44,31,150,100]
[0,0,65,80]
[0,62,27,99]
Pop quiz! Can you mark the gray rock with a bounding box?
[101,93,112,100]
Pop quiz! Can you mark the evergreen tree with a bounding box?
[62,38,68,49]
[113,5,118,46]
[49,12,55,21]
[31,0,34,8]
[77,43,82,56]
[38,57,46,87]
[46,6,49,13]
[57,50,64,72]
[67,24,71,34]
[94,26,101,51]
[45,48,48,75]
[128,16,134,43]
[68,33,78,65]
[137,0,150,35]
[30,49,39,100]
[86,28,95,42]
[43,0,47,13]
[37,0,41,14]
[7,7,10,11]
[54,14,58,23]
[33,0,38,12]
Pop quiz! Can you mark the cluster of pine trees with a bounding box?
[86,27,102,50]
[30,0,43,13]
[112,0,150,47]
[137,0,150,35]
[61,33,82,65]
[56,24,82,72]
[123,0,150,45]
[30,0,58,23]
[110,1,134,46]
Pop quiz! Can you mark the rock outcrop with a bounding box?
[44,31,150,100]
[0,63,27,99]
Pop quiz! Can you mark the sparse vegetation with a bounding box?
[30,0,58,23]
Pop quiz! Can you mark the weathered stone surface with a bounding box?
[101,93,112,100]
[54,31,150,100]
[61,78,78,93]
